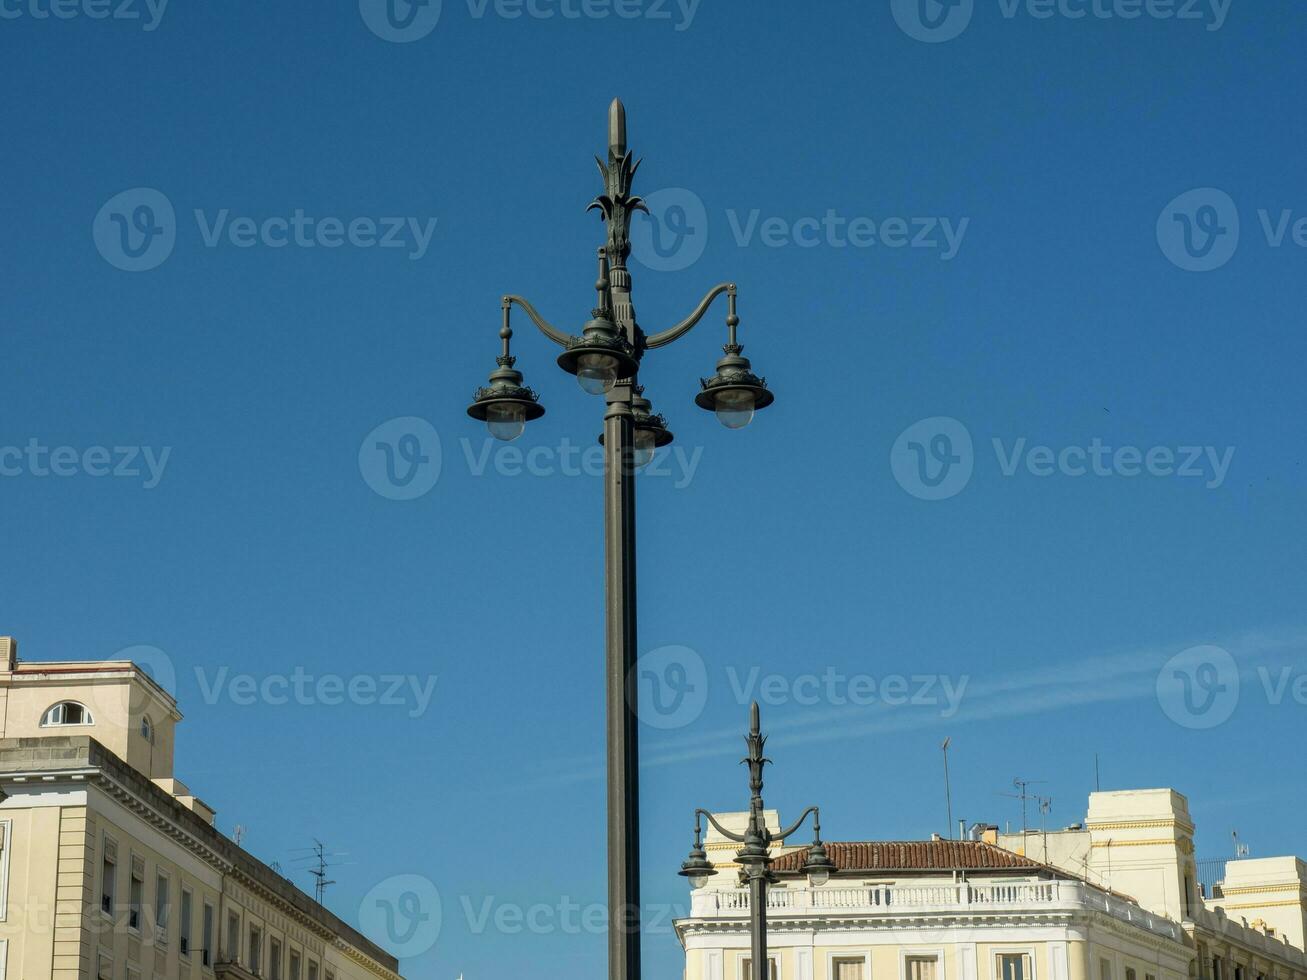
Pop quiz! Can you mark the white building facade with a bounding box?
[676,791,1307,980]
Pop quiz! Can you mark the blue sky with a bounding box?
[3,0,1306,978]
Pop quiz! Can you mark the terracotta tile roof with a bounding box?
[771,840,1046,875]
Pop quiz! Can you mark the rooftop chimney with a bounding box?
[0,637,16,672]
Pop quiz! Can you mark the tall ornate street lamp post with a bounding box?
[678,703,835,980]
[466,100,775,980]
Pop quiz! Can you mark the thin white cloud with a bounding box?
[527,627,1307,789]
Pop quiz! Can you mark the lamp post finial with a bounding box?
[609,98,627,158]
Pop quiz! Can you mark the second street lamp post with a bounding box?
[679,703,836,980]
[466,100,775,980]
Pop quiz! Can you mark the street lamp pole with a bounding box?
[679,703,836,980]
[466,100,775,980]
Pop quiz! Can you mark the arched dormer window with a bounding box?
[41,701,94,727]
[140,716,154,742]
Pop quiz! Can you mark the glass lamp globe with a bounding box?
[714,389,756,429]
[633,427,657,469]
[576,352,620,395]
[485,402,527,442]
[806,866,831,887]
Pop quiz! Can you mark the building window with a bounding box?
[42,701,94,726]
[154,872,170,942]
[744,957,780,980]
[141,716,154,742]
[308,961,319,980]
[250,925,263,976]
[1100,961,1112,980]
[290,949,302,980]
[1000,954,1033,980]
[1213,960,1222,980]
[270,938,283,980]
[834,957,867,980]
[128,861,144,931]
[1127,970,1137,980]
[0,819,11,921]
[227,911,241,960]
[907,957,940,980]
[100,838,117,915]
[180,888,193,957]
[203,902,215,967]
[97,951,113,980]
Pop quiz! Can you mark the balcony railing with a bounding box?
[690,880,1182,942]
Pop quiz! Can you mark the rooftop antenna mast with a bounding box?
[1037,795,1053,861]
[941,738,955,838]
[998,777,1048,836]
[1233,829,1250,859]
[308,840,336,904]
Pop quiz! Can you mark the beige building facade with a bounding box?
[676,791,1307,980]
[0,637,404,980]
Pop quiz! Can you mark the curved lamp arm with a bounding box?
[645,283,735,350]
[775,806,821,844]
[502,295,573,348]
[696,807,747,843]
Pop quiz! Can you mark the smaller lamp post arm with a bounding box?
[695,807,747,843]
[502,294,573,348]
[645,283,736,350]
[775,806,822,845]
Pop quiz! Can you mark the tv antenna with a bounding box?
[289,840,352,905]
[941,738,954,838]
[998,777,1048,835]
[1233,830,1251,859]
[233,824,246,846]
